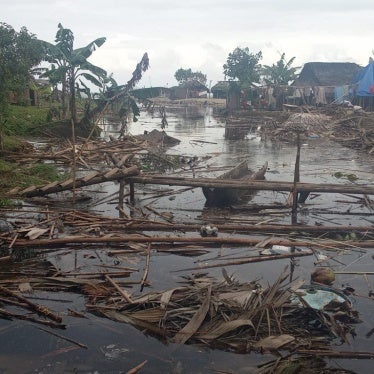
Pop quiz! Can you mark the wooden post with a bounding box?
[118,180,125,218]
[291,133,301,225]
[71,119,77,204]
[129,182,135,204]
[290,132,301,281]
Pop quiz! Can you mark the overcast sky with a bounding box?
[2,0,374,88]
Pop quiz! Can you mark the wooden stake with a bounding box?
[291,133,301,225]
[71,119,77,205]
[130,182,135,204]
[119,180,125,218]
[140,244,151,292]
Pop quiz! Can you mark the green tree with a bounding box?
[0,23,44,108]
[0,23,44,148]
[174,68,207,86]
[262,53,299,85]
[78,52,149,136]
[223,47,262,86]
[41,23,107,124]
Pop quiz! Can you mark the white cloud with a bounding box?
[2,0,374,86]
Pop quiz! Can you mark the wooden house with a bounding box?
[290,62,362,105]
[169,80,208,100]
[211,81,230,99]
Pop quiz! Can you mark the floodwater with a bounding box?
[0,104,373,373]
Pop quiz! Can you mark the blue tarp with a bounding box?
[352,61,374,96]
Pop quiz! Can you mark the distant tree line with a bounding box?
[0,20,299,137]
[175,47,299,90]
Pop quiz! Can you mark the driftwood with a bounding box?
[0,308,65,329]
[37,327,88,349]
[104,275,133,303]
[176,251,313,271]
[0,285,62,323]
[126,360,148,374]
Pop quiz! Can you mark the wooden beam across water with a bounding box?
[127,174,374,195]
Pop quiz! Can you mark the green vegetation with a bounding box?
[0,22,45,149]
[0,159,65,206]
[333,171,359,182]
[41,23,107,124]
[223,47,263,87]
[174,68,207,86]
[2,105,49,136]
[262,53,300,85]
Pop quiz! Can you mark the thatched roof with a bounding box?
[211,81,230,92]
[177,80,208,91]
[293,62,362,87]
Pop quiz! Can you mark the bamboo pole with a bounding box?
[140,244,151,292]
[291,133,301,224]
[0,285,62,323]
[127,175,374,195]
[104,275,133,303]
[54,221,374,235]
[13,166,139,198]
[71,119,77,204]
[5,234,374,250]
[176,251,313,271]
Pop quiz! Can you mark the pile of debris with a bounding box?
[330,113,374,153]
[260,112,331,141]
[86,269,359,353]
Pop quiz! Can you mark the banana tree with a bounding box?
[262,53,300,85]
[78,52,149,135]
[41,23,107,124]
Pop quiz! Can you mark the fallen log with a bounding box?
[5,234,374,250]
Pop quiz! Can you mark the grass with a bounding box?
[2,105,51,136]
[0,159,65,207]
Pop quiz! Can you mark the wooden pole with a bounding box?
[6,234,374,250]
[291,133,301,225]
[126,175,374,195]
[118,180,125,218]
[129,182,135,204]
[71,119,77,204]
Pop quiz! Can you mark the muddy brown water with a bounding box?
[0,105,373,373]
